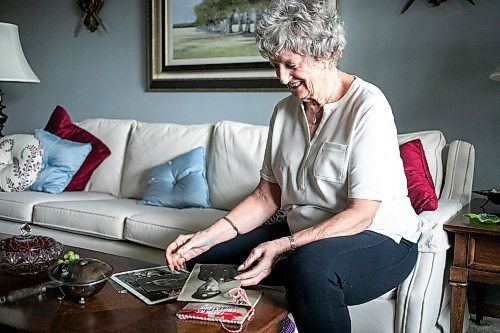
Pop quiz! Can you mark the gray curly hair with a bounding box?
[255,0,346,64]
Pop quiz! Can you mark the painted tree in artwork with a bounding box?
[194,0,268,34]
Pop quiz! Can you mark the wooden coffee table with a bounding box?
[0,240,288,333]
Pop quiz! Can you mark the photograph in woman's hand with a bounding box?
[177,264,242,304]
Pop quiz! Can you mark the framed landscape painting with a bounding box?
[147,0,338,91]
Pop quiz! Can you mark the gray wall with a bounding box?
[0,0,498,190]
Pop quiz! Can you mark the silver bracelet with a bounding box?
[288,235,297,251]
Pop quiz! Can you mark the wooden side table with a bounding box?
[443,199,500,333]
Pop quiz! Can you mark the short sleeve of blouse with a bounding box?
[260,107,278,184]
[348,99,407,200]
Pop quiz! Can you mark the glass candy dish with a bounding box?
[0,224,65,276]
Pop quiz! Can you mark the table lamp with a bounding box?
[0,22,40,137]
[490,64,500,81]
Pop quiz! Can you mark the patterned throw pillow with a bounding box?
[263,207,288,226]
[0,134,43,192]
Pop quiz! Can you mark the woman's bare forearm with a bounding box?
[203,179,281,246]
[286,199,380,250]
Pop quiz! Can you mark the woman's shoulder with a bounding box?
[273,94,302,118]
[275,94,300,109]
[350,77,389,103]
[267,95,302,128]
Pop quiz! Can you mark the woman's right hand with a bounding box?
[165,231,214,271]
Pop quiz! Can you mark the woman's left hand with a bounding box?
[234,238,289,286]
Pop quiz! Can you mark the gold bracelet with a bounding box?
[288,235,297,251]
[222,216,239,235]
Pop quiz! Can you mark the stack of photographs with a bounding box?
[110,266,190,305]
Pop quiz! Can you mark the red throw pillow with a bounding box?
[399,139,438,214]
[44,105,111,191]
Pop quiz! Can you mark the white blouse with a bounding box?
[260,77,421,243]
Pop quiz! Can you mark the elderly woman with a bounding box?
[166,0,420,331]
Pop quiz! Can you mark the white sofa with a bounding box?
[0,118,475,333]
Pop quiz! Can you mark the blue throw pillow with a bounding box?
[138,147,210,208]
[30,129,92,194]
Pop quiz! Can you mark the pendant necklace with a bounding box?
[311,70,340,125]
[312,111,320,125]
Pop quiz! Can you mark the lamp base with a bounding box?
[0,89,7,137]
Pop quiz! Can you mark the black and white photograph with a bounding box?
[110,266,189,305]
[177,263,244,305]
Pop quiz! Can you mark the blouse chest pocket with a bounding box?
[313,141,348,183]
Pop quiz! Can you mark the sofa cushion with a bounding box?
[31,129,91,194]
[120,122,213,199]
[207,121,269,210]
[32,199,160,240]
[76,118,135,197]
[398,131,445,198]
[138,147,210,208]
[286,296,397,333]
[124,208,227,249]
[0,134,43,192]
[0,191,115,222]
[399,139,438,214]
[350,298,396,333]
[44,105,112,191]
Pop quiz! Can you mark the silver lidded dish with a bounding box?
[0,224,65,276]
[48,257,113,304]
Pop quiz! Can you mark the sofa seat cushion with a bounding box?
[0,191,115,222]
[287,297,397,333]
[349,298,395,333]
[124,208,227,249]
[32,199,162,240]
[418,199,462,252]
[207,121,269,210]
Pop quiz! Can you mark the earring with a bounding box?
[323,62,328,70]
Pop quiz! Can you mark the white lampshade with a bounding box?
[490,64,500,82]
[0,22,39,83]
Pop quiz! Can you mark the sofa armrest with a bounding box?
[417,199,462,253]
[395,250,469,333]
[396,197,474,333]
[395,251,445,333]
[440,140,475,206]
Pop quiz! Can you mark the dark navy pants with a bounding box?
[189,222,418,333]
